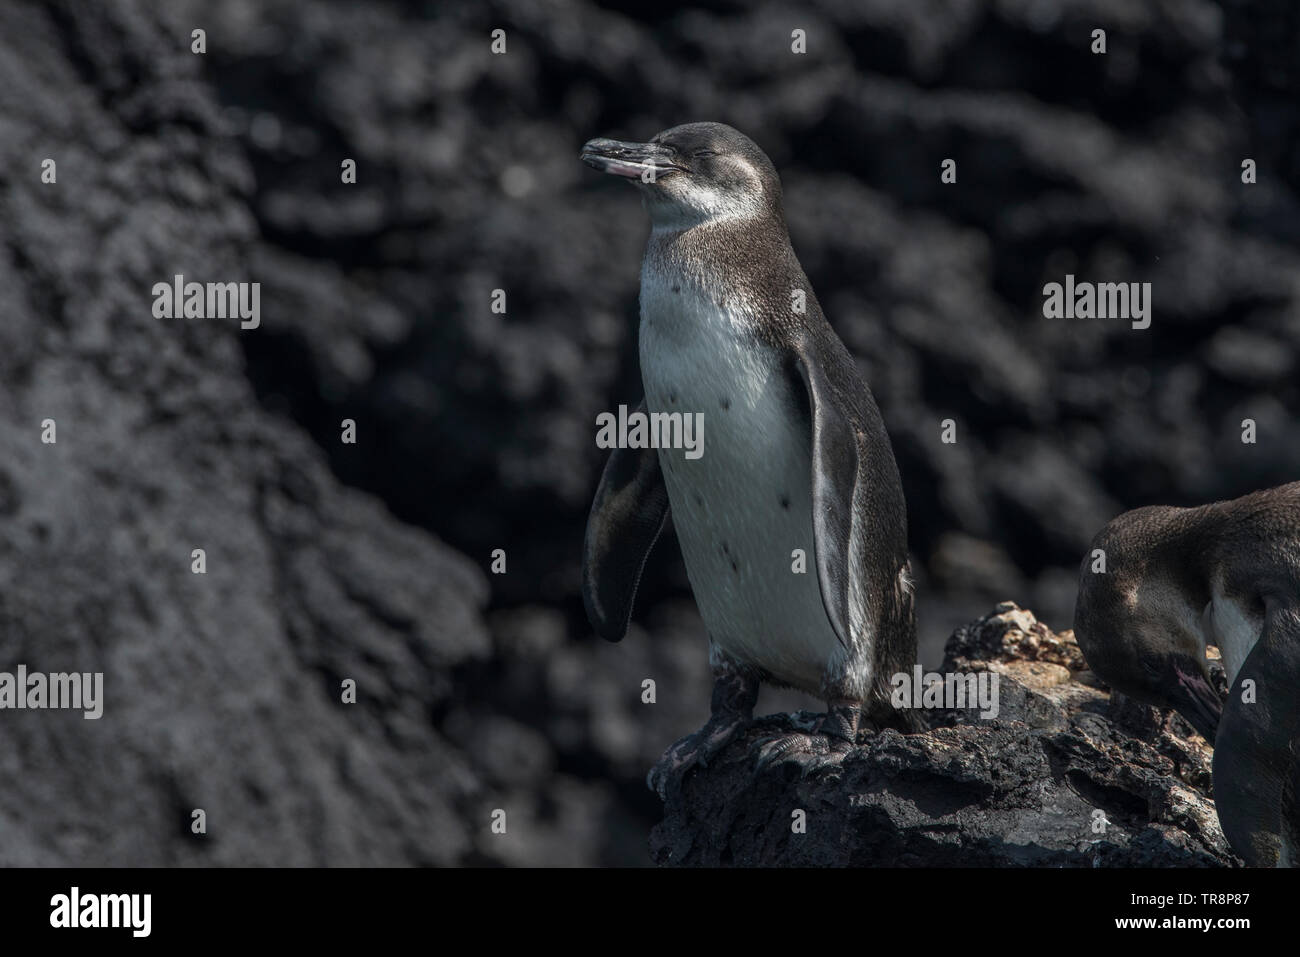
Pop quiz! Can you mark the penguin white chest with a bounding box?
[638,269,844,693]
[1206,587,1264,687]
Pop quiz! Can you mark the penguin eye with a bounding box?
[693,150,717,158]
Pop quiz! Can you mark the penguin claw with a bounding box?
[647,715,749,800]
[754,732,851,776]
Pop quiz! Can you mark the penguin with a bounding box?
[1214,602,1300,866]
[579,122,917,798]
[1073,482,1300,863]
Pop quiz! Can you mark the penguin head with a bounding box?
[581,122,782,228]
[1074,509,1224,741]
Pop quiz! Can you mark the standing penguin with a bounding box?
[579,122,917,797]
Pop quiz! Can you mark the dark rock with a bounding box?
[650,605,1235,866]
[0,0,502,867]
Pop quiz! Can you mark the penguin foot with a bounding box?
[754,699,862,776]
[753,731,853,776]
[647,712,750,799]
[648,660,760,800]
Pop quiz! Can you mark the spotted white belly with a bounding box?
[639,267,843,693]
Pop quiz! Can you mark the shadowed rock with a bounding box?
[650,604,1234,866]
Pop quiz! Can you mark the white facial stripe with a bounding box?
[1209,593,1264,686]
[645,156,767,229]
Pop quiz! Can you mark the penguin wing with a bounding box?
[791,334,873,652]
[582,398,671,642]
[1213,600,1300,866]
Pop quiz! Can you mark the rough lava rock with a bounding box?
[650,604,1235,866]
[0,0,502,867]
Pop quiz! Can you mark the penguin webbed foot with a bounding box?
[647,711,750,800]
[648,662,760,800]
[753,731,852,777]
[753,700,861,777]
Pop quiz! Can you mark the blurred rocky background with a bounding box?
[0,0,1296,865]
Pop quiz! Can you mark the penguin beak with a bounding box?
[580,138,686,180]
[1170,658,1223,742]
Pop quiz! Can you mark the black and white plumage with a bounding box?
[1074,482,1300,864]
[1215,601,1300,866]
[579,122,916,796]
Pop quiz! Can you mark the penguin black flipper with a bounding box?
[790,327,888,653]
[1213,601,1300,866]
[582,397,671,642]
